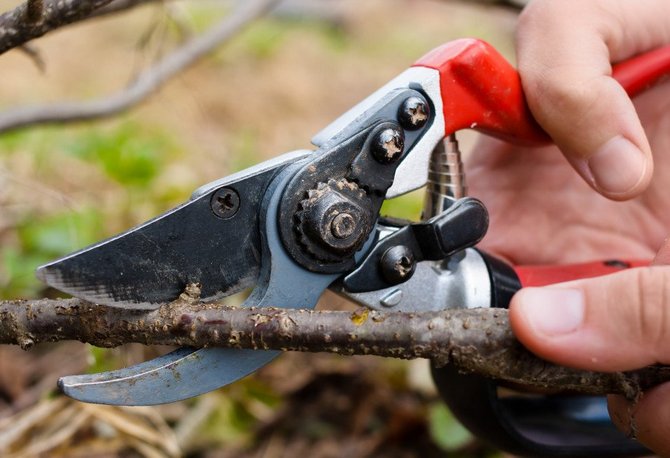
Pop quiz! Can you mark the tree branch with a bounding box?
[0,0,279,134]
[90,0,165,19]
[0,0,117,54]
[0,288,667,400]
[0,0,177,54]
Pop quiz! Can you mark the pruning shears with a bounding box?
[37,39,670,457]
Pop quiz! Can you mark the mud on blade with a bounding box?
[36,154,304,309]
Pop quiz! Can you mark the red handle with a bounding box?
[515,260,649,287]
[413,39,670,145]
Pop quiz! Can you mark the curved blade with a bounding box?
[59,348,280,405]
[37,151,309,310]
[58,162,346,405]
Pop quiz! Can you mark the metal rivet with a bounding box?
[380,289,404,308]
[380,245,416,284]
[330,212,356,239]
[211,187,240,219]
[372,128,405,164]
[398,96,429,130]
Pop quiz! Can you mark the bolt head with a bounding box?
[210,187,240,219]
[398,96,429,130]
[372,128,405,164]
[302,185,371,257]
[380,245,416,285]
[330,212,356,239]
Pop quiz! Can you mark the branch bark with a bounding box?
[0,0,116,54]
[0,288,667,400]
[0,0,279,134]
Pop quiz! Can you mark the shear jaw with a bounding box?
[59,164,343,405]
[56,86,435,406]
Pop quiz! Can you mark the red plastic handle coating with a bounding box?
[413,39,670,145]
[515,260,649,287]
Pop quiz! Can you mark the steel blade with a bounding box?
[37,151,310,310]
[58,163,346,405]
[59,348,281,405]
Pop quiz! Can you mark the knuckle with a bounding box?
[629,267,670,362]
[526,70,600,123]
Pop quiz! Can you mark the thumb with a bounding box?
[516,0,670,200]
[509,267,670,372]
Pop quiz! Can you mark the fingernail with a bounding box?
[517,288,584,336]
[588,136,646,195]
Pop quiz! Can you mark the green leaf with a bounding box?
[428,402,473,452]
[66,123,177,187]
[0,248,48,299]
[18,207,103,256]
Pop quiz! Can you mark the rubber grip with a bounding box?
[413,39,670,144]
[515,260,649,287]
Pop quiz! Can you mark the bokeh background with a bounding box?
[0,1,520,456]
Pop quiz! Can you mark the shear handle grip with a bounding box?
[413,39,670,145]
[514,259,649,287]
[443,253,654,457]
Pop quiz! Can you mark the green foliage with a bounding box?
[228,127,263,172]
[428,402,474,453]
[65,123,176,188]
[1,208,103,299]
[17,207,103,256]
[0,121,186,299]
[239,19,290,59]
[200,379,282,446]
[86,345,119,374]
[235,17,349,58]
[380,189,425,221]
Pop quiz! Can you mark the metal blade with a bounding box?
[59,348,281,405]
[36,151,310,310]
[58,163,348,405]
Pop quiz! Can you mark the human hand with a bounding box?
[465,0,670,453]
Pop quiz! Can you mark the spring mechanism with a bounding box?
[422,133,466,219]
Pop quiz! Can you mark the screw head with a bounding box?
[330,212,356,239]
[380,245,416,285]
[372,128,405,164]
[211,187,240,219]
[398,96,429,130]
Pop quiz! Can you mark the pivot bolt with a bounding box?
[380,245,416,285]
[211,187,240,219]
[398,96,429,130]
[372,128,405,164]
[331,212,356,239]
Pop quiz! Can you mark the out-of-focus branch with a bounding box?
[17,44,46,72]
[90,0,166,19]
[0,0,279,134]
[0,0,117,54]
[0,289,668,400]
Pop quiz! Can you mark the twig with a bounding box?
[17,43,45,72]
[0,0,116,54]
[0,0,279,134]
[0,292,668,400]
[24,0,44,24]
[90,0,166,19]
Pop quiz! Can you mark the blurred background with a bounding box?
[0,1,522,456]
